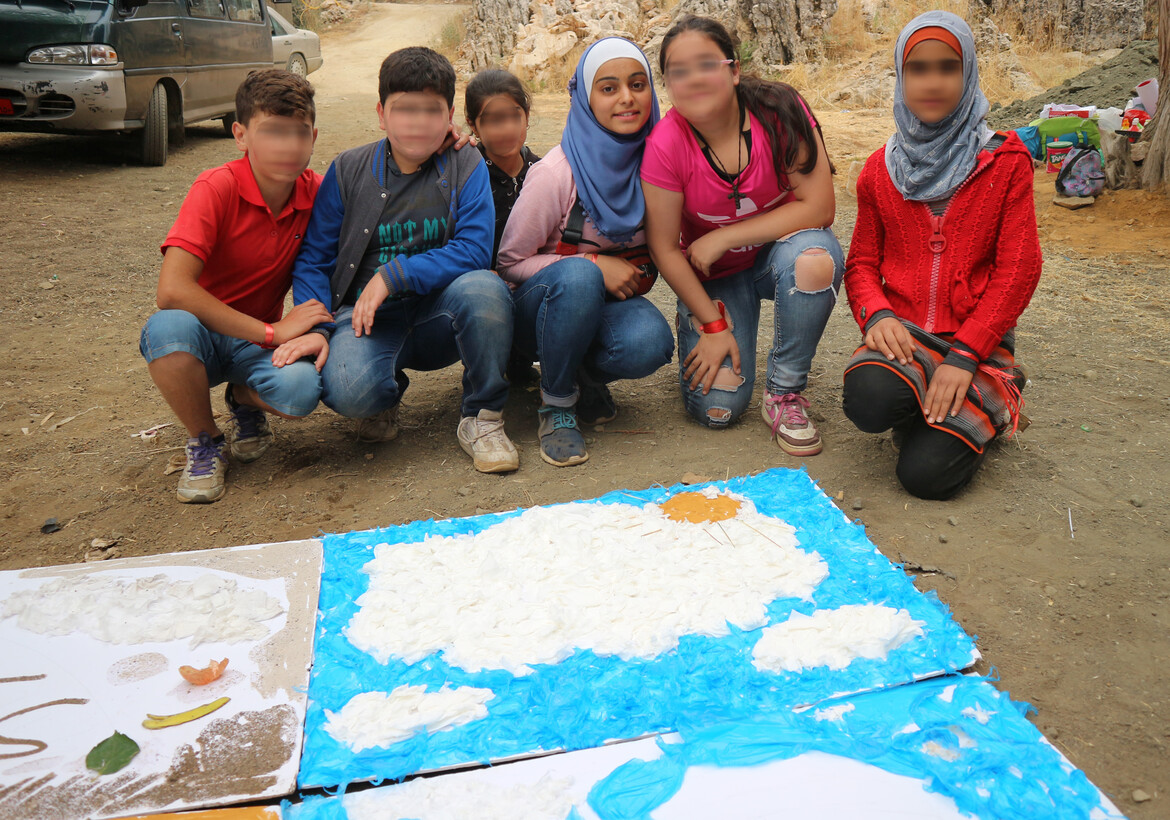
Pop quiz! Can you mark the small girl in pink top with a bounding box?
[498,38,674,467]
[642,16,844,456]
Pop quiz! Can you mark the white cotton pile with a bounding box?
[324,684,495,752]
[345,498,827,675]
[813,702,856,722]
[2,573,283,646]
[751,604,925,673]
[341,773,576,820]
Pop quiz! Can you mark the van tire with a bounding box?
[287,53,307,77]
[141,83,168,167]
[221,113,237,137]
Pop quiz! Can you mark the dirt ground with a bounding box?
[1,4,1167,816]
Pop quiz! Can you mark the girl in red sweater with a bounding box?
[843,11,1042,499]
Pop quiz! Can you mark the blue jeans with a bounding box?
[139,309,322,417]
[511,257,674,407]
[677,227,845,427]
[322,269,512,419]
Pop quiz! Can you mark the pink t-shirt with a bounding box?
[641,106,815,280]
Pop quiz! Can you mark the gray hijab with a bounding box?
[885,11,994,202]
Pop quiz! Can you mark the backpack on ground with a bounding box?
[1055,147,1105,197]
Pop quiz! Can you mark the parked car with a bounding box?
[0,0,273,166]
[267,7,322,77]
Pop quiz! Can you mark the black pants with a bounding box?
[843,364,985,500]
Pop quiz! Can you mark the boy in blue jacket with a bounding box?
[291,47,518,472]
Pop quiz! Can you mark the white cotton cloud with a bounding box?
[324,685,495,752]
[2,573,283,647]
[345,497,827,675]
[751,604,925,673]
[339,773,575,820]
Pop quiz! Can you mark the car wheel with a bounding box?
[141,83,168,167]
[221,112,236,137]
[287,53,307,77]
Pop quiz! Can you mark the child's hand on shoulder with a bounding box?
[924,364,974,424]
[353,275,390,337]
[272,333,329,372]
[440,123,473,153]
[864,316,916,365]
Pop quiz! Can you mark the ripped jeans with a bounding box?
[677,227,844,427]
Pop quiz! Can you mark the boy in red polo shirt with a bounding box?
[139,70,333,503]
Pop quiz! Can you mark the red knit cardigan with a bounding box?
[844,132,1043,359]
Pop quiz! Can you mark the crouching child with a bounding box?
[291,46,519,473]
[139,69,330,503]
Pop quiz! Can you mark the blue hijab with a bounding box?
[562,37,661,244]
[886,12,994,202]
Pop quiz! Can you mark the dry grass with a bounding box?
[824,0,966,58]
[437,13,467,60]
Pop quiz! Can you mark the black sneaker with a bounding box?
[506,351,539,385]
[577,382,617,426]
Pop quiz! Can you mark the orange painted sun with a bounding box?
[659,491,742,523]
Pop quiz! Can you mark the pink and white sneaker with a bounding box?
[762,392,823,456]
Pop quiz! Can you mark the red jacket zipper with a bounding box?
[920,151,997,333]
[924,215,945,331]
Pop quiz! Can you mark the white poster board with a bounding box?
[0,540,322,820]
[286,736,970,819]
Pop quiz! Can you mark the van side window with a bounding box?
[225,0,263,22]
[187,0,224,18]
[270,14,286,35]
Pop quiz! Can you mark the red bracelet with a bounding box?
[699,302,728,334]
[950,347,978,362]
[263,323,275,348]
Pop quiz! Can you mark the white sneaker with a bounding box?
[457,409,519,473]
[356,405,399,442]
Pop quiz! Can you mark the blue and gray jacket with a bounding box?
[291,138,494,330]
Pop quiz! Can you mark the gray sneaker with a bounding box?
[225,384,273,463]
[537,404,589,467]
[356,405,400,442]
[457,409,519,473]
[177,432,229,503]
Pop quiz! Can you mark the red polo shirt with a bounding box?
[162,157,322,324]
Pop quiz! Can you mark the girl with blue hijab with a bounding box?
[842,11,1042,500]
[497,38,674,467]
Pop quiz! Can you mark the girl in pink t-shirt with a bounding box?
[642,16,844,456]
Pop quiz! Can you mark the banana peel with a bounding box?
[142,697,230,729]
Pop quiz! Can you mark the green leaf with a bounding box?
[85,731,140,775]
